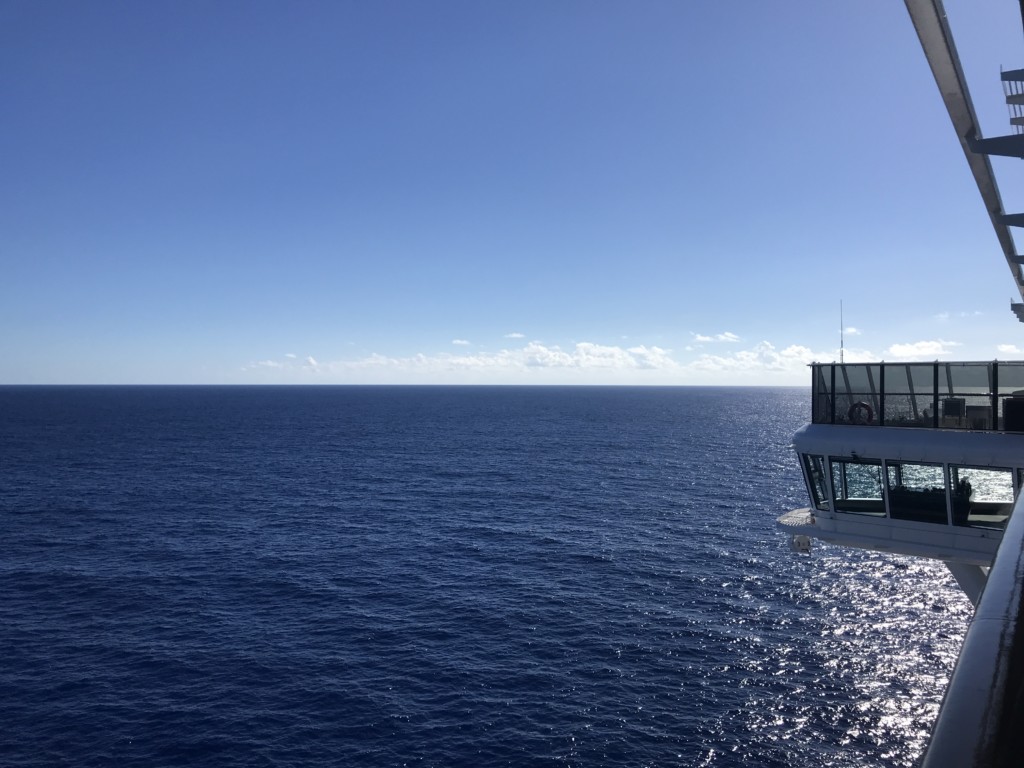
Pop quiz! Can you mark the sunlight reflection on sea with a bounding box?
[0,386,972,766]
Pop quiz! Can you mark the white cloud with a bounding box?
[323,341,683,381]
[839,348,880,364]
[693,331,740,343]
[504,332,525,339]
[628,345,677,370]
[998,344,1023,355]
[242,338,834,384]
[885,339,961,359]
[843,327,861,336]
[349,353,396,369]
[285,353,297,359]
[568,342,638,369]
[682,340,895,382]
[933,310,982,321]
[687,341,821,376]
[523,342,576,368]
[452,339,471,346]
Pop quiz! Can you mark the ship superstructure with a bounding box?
[779,360,1024,603]
[778,2,1024,765]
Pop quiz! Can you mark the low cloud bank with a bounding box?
[241,331,1003,384]
[885,339,960,358]
[243,339,836,384]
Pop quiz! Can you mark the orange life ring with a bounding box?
[848,401,874,425]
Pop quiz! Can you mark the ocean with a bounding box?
[1,386,972,767]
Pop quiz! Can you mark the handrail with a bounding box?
[920,491,1024,767]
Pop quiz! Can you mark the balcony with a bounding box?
[811,361,1024,432]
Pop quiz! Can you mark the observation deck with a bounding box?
[780,362,1024,599]
[811,361,1024,432]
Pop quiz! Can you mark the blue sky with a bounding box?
[3,0,1024,384]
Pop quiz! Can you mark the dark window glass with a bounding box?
[830,459,884,516]
[803,454,829,512]
[949,466,1013,529]
[885,462,947,524]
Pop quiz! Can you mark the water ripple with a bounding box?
[0,386,970,766]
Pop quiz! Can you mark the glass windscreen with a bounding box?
[803,454,830,511]
[885,462,947,524]
[830,459,884,516]
[950,466,1014,529]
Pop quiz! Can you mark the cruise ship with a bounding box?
[778,2,1024,766]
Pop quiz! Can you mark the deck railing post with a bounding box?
[879,364,886,426]
[992,361,999,431]
[830,364,836,424]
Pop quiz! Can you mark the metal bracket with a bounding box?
[967,132,1024,158]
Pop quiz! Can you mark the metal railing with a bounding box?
[920,491,1024,767]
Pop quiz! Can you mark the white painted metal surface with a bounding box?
[794,423,1024,469]
[920,492,1024,767]
[903,0,1024,303]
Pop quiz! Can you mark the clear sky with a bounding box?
[4,0,1024,385]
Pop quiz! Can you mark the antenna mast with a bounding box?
[840,300,845,364]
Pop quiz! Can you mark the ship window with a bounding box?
[949,465,1014,529]
[830,459,885,516]
[885,462,947,525]
[802,454,829,511]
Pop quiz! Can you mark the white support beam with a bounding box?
[904,0,1024,304]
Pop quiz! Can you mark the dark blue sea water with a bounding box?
[1,386,972,767]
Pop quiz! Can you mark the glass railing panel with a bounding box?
[997,363,1024,431]
[943,362,992,396]
[834,391,878,425]
[808,362,1024,431]
[996,361,1024,396]
[882,393,934,427]
[882,363,935,394]
[836,364,879,393]
[881,363,936,428]
[812,365,832,424]
[1003,396,1024,431]
[940,395,993,430]
[832,365,880,425]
